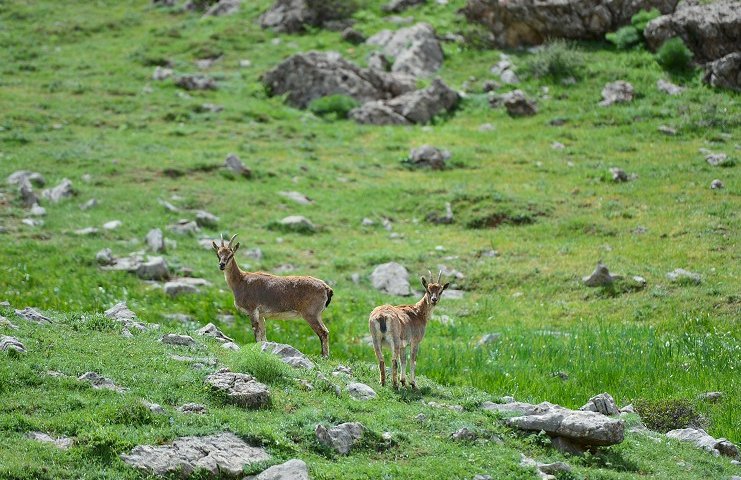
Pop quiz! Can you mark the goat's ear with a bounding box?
[212,241,219,251]
[442,282,450,291]
[233,242,240,253]
[420,276,428,289]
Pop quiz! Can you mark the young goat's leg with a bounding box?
[399,343,408,388]
[409,342,420,389]
[304,313,330,358]
[370,322,386,386]
[249,309,267,342]
[389,337,400,389]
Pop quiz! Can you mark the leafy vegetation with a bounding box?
[308,95,360,120]
[633,398,708,433]
[656,37,694,73]
[525,40,585,80]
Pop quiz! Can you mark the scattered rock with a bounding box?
[164,278,209,297]
[333,365,353,376]
[698,391,723,403]
[502,90,537,117]
[252,459,309,480]
[152,66,173,81]
[27,432,73,450]
[0,335,25,353]
[146,228,166,253]
[599,81,634,106]
[657,79,683,96]
[175,75,217,91]
[658,125,677,136]
[177,403,207,414]
[161,334,197,347]
[520,453,571,480]
[451,427,477,441]
[95,248,115,266]
[609,167,634,182]
[551,141,565,150]
[168,220,200,236]
[121,432,270,477]
[347,382,377,400]
[666,428,739,458]
[491,54,519,84]
[666,268,701,284]
[279,191,313,205]
[367,23,444,77]
[341,27,366,45]
[383,0,426,13]
[222,341,240,351]
[711,179,724,189]
[580,393,619,416]
[102,220,121,231]
[14,307,52,324]
[462,0,677,48]
[706,153,732,167]
[42,178,74,203]
[427,202,454,224]
[644,0,740,64]
[197,323,234,344]
[224,153,252,178]
[104,302,153,331]
[370,262,411,296]
[28,203,46,216]
[195,210,219,229]
[315,422,364,454]
[262,51,416,109]
[278,215,316,233]
[582,262,620,287]
[476,333,501,347]
[80,198,98,210]
[136,256,169,281]
[259,0,355,33]
[7,171,45,188]
[205,369,270,408]
[18,181,39,208]
[78,371,126,392]
[75,227,98,236]
[704,52,741,92]
[350,78,459,125]
[407,145,451,170]
[204,0,241,16]
[142,400,166,414]
[261,342,314,369]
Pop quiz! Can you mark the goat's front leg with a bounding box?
[304,313,330,358]
[409,342,420,389]
[391,340,400,390]
[399,344,408,388]
[249,309,267,342]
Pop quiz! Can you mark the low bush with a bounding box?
[308,95,359,120]
[656,37,693,73]
[606,26,641,50]
[633,398,707,433]
[525,39,585,80]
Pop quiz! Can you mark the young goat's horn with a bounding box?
[427,269,433,283]
[228,233,238,248]
[220,233,224,246]
[437,270,442,283]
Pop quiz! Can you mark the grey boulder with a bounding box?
[370,262,411,296]
[136,256,169,281]
[7,171,45,188]
[367,23,444,77]
[146,228,166,253]
[42,178,74,203]
[666,428,739,458]
[347,382,377,400]
[407,145,451,170]
[205,368,270,408]
[503,89,537,117]
[580,393,619,416]
[0,335,26,353]
[261,341,314,369]
[78,371,127,392]
[350,79,459,125]
[197,323,234,344]
[704,52,741,92]
[224,153,252,178]
[599,81,634,106]
[121,432,270,477]
[161,334,197,347]
[252,459,309,480]
[27,432,73,450]
[315,422,364,454]
[15,307,52,324]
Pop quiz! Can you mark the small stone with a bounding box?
[158,198,178,212]
[80,198,98,210]
[580,392,620,416]
[78,371,126,392]
[7,171,45,188]
[279,191,313,205]
[698,391,723,403]
[551,141,565,150]
[415,413,427,421]
[370,262,411,296]
[407,145,451,170]
[22,218,43,227]
[239,59,252,68]
[27,432,73,450]
[0,335,26,353]
[222,341,240,351]
[161,334,196,347]
[175,75,216,91]
[178,403,207,414]
[205,368,270,408]
[600,81,634,106]
[197,322,234,343]
[583,262,619,287]
[75,227,98,236]
[706,153,731,166]
[103,220,122,230]
[164,281,199,297]
[29,204,46,216]
[278,215,316,233]
[341,27,366,44]
[657,79,683,96]
[666,268,701,285]
[476,333,501,347]
[195,210,219,228]
[168,220,200,236]
[502,90,537,117]
[658,125,677,136]
[333,365,353,376]
[42,178,74,203]
[142,400,165,414]
[224,153,252,178]
[711,179,724,189]
[145,228,166,253]
[136,256,169,281]
[347,382,377,400]
[315,422,364,454]
[15,307,52,324]
[254,459,309,480]
[261,342,314,369]
[451,427,477,441]
[609,167,629,182]
[96,248,114,266]
[152,66,173,81]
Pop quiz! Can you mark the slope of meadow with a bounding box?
[0,0,739,477]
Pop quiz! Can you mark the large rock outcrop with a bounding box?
[367,23,444,77]
[703,52,741,92]
[349,79,459,125]
[259,0,355,33]
[462,0,679,48]
[644,0,740,64]
[262,51,416,109]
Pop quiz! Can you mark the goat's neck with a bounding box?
[223,257,244,290]
[413,294,434,323]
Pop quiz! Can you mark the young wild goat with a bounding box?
[213,234,334,357]
[368,270,449,389]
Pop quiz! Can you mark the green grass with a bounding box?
[0,0,739,477]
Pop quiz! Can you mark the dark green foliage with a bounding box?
[306,0,358,22]
[633,398,707,433]
[656,37,693,72]
[450,193,548,229]
[606,26,641,50]
[308,95,359,120]
[525,40,585,80]
[631,8,661,34]
[233,345,293,384]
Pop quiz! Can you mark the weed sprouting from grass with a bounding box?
[633,398,708,433]
[525,40,585,80]
[308,95,359,120]
[232,344,294,385]
[656,38,693,73]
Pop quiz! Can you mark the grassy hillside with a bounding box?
[0,0,739,476]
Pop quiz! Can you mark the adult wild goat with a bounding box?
[213,234,334,357]
[368,270,449,389]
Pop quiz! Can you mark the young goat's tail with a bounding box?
[324,286,334,308]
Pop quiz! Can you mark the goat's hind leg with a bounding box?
[304,312,330,358]
[370,320,386,386]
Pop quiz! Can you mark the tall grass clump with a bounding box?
[233,344,293,384]
[525,40,585,80]
[633,398,707,432]
[308,95,359,120]
[656,37,693,73]
[606,8,661,49]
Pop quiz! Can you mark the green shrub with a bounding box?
[631,8,661,34]
[308,94,359,120]
[606,26,641,49]
[656,37,693,72]
[525,40,585,80]
[306,0,358,22]
[633,398,707,433]
[234,345,293,384]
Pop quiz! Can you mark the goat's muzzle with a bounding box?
[219,262,226,271]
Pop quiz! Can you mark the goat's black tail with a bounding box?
[325,286,334,308]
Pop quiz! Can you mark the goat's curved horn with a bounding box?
[228,234,238,248]
[428,269,433,282]
[220,233,224,246]
[437,270,442,283]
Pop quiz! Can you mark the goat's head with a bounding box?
[420,270,450,305]
[212,233,240,271]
